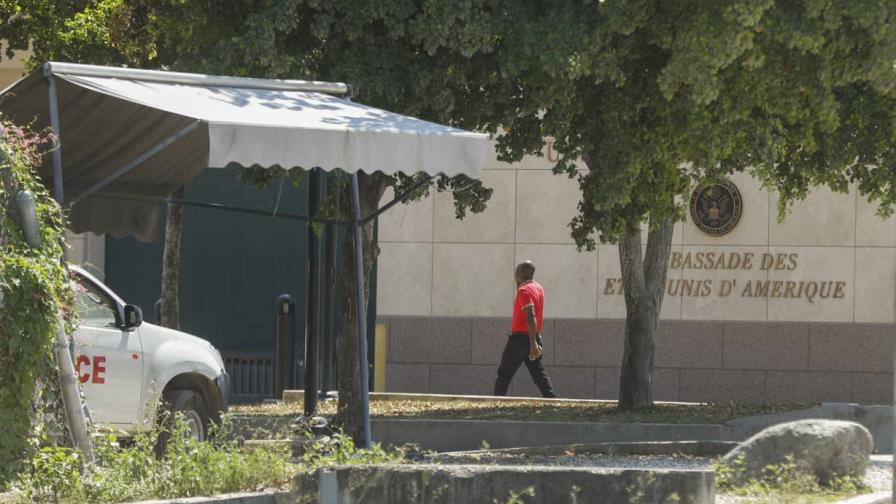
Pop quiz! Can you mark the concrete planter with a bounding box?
[366,403,894,454]
[293,464,715,504]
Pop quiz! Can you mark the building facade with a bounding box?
[376,140,896,404]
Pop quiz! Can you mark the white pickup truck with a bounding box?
[70,266,229,440]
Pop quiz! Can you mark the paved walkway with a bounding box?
[867,455,892,493]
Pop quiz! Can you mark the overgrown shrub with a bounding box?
[0,122,71,485]
[714,454,870,501]
[16,414,297,503]
[14,413,411,503]
[300,432,408,471]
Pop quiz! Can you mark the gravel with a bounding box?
[232,400,810,424]
[435,452,715,470]
[865,455,892,493]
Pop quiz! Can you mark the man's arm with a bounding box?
[524,305,542,359]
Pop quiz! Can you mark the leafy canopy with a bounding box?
[0,0,494,213]
[3,0,894,245]
[447,0,896,247]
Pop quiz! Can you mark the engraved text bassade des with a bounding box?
[603,251,848,304]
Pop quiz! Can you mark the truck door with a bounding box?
[73,277,144,426]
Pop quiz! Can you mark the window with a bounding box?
[73,276,118,328]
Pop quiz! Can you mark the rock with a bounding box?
[0,491,21,504]
[290,415,330,436]
[721,419,873,485]
[292,435,331,458]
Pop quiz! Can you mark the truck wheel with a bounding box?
[162,389,210,442]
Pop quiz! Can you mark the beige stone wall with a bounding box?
[67,231,106,279]
[0,46,29,88]
[381,316,894,404]
[377,140,896,324]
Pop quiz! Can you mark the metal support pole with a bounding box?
[42,74,92,458]
[54,314,94,463]
[166,197,346,224]
[45,71,70,268]
[361,175,432,224]
[350,172,372,448]
[304,169,323,416]
[275,294,296,400]
[45,72,64,205]
[67,120,201,207]
[154,298,162,324]
[321,221,336,393]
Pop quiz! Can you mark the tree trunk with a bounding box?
[617,217,675,410]
[160,186,185,329]
[334,173,387,445]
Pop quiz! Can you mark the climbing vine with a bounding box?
[0,121,73,486]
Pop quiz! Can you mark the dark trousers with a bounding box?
[494,333,556,398]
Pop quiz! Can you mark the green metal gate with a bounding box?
[104,165,378,401]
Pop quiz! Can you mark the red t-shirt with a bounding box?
[510,280,544,333]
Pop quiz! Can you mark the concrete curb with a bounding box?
[371,417,734,452]
[128,490,290,504]
[835,492,891,504]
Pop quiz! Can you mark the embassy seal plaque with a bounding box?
[690,180,742,236]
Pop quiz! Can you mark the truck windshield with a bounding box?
[73,275,118,328]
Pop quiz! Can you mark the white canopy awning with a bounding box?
[0,62,488,240]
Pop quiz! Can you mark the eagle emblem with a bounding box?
[690,180,742,236]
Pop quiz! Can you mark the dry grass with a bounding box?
[232,399,812,424]
[719,494,859,504]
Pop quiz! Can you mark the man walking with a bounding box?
[494,261,556,398]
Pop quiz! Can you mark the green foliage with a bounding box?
[714,454,870,502]
[437,1,896,247]
[300,432,406,472]
[16,414,297,503]
[14,413,410,503]
[498,486,535,504]
[239,166,306,192]
[0,121,72,486]
[0,1,494,218]
[17,0,890,295]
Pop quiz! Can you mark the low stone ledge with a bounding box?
[436,440,739,459]
[227,414,295,440]
[372,418,733,452]
[292,464,715,504]
[129,490,290,504]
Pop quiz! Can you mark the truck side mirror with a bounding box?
[123,304,143,330]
